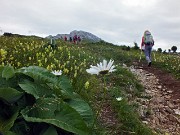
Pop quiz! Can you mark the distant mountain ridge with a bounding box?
[46,30,102,42]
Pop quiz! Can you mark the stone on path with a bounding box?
[127,65,180,135]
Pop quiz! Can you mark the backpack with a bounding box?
[50,38,56,45]
[144,32,154,45]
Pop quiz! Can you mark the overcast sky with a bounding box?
[0,0,180,51]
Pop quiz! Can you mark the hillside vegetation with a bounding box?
[0,36,180,135]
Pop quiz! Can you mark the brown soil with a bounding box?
[133,62,180,134]
[96,62,180,134]
[137,62,180,100]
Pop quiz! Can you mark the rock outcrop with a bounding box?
[46,30,102,42]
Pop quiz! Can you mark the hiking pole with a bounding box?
[139,49,142,62]
[139,44,145,62]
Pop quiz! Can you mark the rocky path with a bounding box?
[130,64,180,135]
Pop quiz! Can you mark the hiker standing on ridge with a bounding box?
[69,37,72,42]
[73,34,77,44]
[77,36,81,44]
[64,35,67,41]
[49,37,56,49]
[141,30,154,67]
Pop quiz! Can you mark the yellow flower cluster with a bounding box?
[0,49,7,61]
[0,36,99,90]
[84,81,90,89]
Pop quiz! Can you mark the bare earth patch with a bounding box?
[141,65,180,100]
[130,62,180,135]
[94,62,180,135]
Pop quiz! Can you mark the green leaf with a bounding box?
[67,98,94,127]
[42,126,58,135]
[0,108,19,133]
[0,88,23,103]
[19,80,53,99]
[0,66,18,88]
[58,76,73,98]
[59,76,73,93]
[2,66,15,80]
[18,66,73,98]
[21,98,91,135]
[18,66,58,84]
[0,66,4,76]
[4,131,18,135]
[0,77,18,88]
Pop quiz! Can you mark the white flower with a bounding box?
[116,97,123,101]
[86,59,116,75]
[51,70,62,76]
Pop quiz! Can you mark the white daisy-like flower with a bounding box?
[116,97,123,101]
[86,59,116,75]
[51,70,62,76]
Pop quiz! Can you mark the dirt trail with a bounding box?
[130,62,180,135]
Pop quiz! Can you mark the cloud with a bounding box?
[0,0,180,51]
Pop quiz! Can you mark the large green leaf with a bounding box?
[2,66,15,80]
[0,66,4,76]
[67,98,94,127]
[4,131,18,135]
[42,126,58,135]
[0,88,23,103]
[18,66,73,98]
[58,76,73,98]
[0,108,19,133]
[58,76,73,93]
[19,80,53,99]
[0,77,18,88]
[17,66,59,84]
[21,98,91,135]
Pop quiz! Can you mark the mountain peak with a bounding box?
[46,30,101,42]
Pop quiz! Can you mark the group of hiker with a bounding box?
[64,34,81,44]
[65,30,154,67]
[48,30,154,67]
[47,34,82,49]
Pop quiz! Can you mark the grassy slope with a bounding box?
[0,36,160,134]
[81,42,155,135]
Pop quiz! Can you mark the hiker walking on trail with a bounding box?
[141,30,154,67]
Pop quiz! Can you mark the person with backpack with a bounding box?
[69,37,72,42]
[141,30,154,67]
[50,37,56,49]
[73,34,77,44]
[77,36,81,44]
